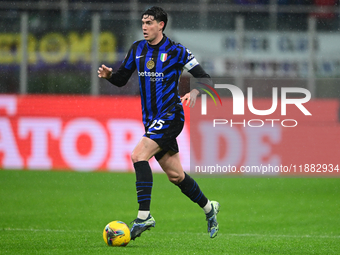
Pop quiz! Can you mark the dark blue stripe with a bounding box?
[149,134,163,139]
[138,198,151,202]
[136,41,148,124]
[193,191,203,202]
[162,93,175,109]
[188,182,197,196]
[164,113,176,121]
[145,47,155,122]
[137,194,151,197]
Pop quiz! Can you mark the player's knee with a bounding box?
[131,152,143,163]
[167,172,184,184]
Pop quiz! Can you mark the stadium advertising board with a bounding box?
[0,95,189,172]
[0,32,117,65]
[174,31,340,77]
[0,95,339,176]
[174,31,340,60]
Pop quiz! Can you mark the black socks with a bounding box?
[134,163,209,213]
[176,172,208,208]
[134,161,153,211]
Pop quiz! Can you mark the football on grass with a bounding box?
[103,221,131,246]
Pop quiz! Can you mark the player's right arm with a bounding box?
[98,64,135,87]
[97,43,137,87]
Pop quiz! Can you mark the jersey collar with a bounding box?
[146,34,167,49]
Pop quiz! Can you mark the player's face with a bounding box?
[142,15,164,45]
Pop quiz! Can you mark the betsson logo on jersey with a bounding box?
[138,71,164,82]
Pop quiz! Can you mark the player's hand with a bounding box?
[97,64,113,79]
[180,89,200,108]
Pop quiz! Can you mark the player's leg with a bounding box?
[130,137,161,240]
[157,151,220,238]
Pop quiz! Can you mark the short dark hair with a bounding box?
[141,6,168,31]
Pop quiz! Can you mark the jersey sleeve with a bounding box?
[121,43,137,71]
[177,45,200,72]
[107,43,137,87]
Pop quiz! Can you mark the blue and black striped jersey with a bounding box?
[109,35,200,126]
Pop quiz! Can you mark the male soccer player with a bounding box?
[98,6,220,239]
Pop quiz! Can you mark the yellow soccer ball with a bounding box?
[103,221,131,246]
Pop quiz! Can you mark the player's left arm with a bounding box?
[180,58,211,108]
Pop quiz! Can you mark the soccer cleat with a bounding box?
[206,201,220,238]
[130,215,156,240]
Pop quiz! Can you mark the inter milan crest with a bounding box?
[146,59,155,69]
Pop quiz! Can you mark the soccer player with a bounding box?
[98,6,220,239]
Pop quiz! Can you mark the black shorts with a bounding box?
[143,104,184,161]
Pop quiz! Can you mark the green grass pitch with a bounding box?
[0,170,339,254]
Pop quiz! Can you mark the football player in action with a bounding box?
[98,6,220,240]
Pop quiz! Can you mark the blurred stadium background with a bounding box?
[1,0,340,96]
[1,0,340,173]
